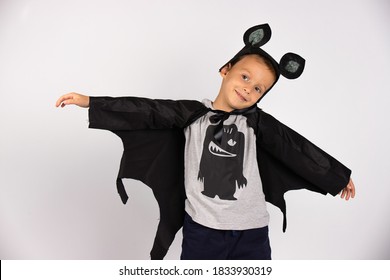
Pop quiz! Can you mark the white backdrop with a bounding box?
[0,0,389,260]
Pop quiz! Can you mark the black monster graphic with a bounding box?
[198,123,247,200]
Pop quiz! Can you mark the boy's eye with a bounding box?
[255,86,262,93]
[242,75,249,81]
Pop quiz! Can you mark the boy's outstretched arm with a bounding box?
[339,178,356,201]
[56,92,90,108]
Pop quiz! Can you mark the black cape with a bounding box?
[88,96,351,259]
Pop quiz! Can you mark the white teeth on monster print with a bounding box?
[208,141,237,157]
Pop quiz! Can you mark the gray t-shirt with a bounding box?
[184,99,269,230]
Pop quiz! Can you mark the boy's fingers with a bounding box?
[342,189,348,200]
[55,97,64,107]
[345,190,350,201]
[341,187,351,200]
[349,180,356,198]
[341,189,346,199]
[345,180,355,200]
[340,179,356,201]
[56,93,75,107]
[56,94,68,107]
[62,99,71,106]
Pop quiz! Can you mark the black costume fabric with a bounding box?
[88,96,351,260]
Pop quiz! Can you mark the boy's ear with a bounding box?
[243,24,272,47]
[279,53,305,79]
[220,63,232,77]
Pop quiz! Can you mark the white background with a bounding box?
[0,0,389,260]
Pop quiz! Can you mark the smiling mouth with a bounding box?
[235,90,247,102]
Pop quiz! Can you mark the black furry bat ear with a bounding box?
[279,53,305,79]
[243,24,272,47]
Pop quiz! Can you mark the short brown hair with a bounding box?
[224,54,277,80]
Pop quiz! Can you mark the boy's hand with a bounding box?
[55,92,90,108]
[339,178,356,201]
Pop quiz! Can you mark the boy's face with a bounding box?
[216,55,276,111]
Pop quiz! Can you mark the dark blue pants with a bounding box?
[180,213,271,260]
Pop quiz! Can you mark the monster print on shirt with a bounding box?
[198,121,247,200]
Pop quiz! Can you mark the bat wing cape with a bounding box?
[88,96,351,259]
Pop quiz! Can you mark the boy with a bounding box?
[56,24,355,260]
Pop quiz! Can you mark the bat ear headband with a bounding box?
[219,23,305,99]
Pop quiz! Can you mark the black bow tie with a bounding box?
[209,105,257,144]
